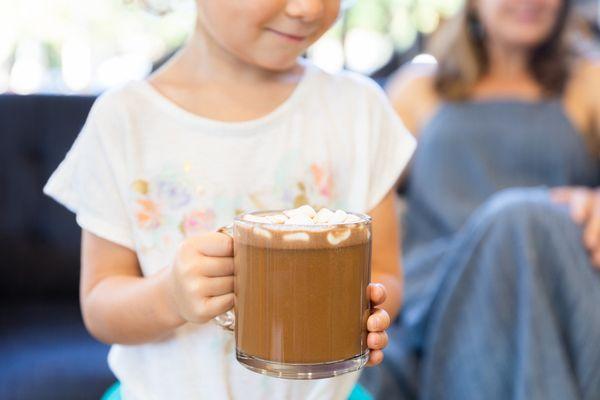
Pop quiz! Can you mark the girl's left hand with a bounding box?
[551,187,600,268]
[366,283,391,366]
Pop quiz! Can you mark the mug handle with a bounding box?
[213,224,235,331]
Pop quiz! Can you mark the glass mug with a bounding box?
[216,210,372,380]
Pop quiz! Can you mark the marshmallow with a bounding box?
[285,214,314,225]
[246,207,363,229]
[243,214,270,224]
[329,209,348,224]
[314,208,334,224]
[284,205,316,219]
[267,214,288,224]
[344,214,362,224]
[283,209,299,218]
[327,229,351,245]
[283,232,310,242]
[296,205,317,218]
[253,226,273,239]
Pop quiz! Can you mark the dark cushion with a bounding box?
[0,95,110,398]
[0,94,95,301]
[0,303,114,400]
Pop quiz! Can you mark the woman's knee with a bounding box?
[462,187,587,281]
[477,187,572,232]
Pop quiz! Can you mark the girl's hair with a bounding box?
[429,0,573,101]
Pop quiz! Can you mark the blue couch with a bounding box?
[0,94,115,399]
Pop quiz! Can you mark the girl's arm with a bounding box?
[81,230,234,345]
[369,189,403,321]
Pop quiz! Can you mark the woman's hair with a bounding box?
[430,0,573,101]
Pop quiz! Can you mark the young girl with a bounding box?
[44,1,415,399]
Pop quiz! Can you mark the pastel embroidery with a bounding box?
[135,199,161,230]
[155,179,192,209]
[180,209,216,237]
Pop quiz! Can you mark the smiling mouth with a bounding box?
[266,28,308,42]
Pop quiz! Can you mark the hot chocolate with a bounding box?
[232,206,372,379]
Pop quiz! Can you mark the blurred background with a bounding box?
[1,0,464,95]
[1,0,599,399]
[2,0,599,94]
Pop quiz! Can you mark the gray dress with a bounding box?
[359,99,600,400]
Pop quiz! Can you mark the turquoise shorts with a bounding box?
[101,382,373,400]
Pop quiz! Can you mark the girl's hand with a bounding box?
[551,187,600,268]
[167,232,235,324]
[366,283,391,366]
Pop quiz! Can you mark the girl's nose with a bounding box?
[285,0,326,22]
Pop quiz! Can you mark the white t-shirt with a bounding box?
[44,62,415,400]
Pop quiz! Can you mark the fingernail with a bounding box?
[374,317,381,329]
[373,285,381,296]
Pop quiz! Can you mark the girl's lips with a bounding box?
[509,6,545,24]
[266,28,308,42]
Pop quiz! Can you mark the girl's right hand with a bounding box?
[167,232,235,324]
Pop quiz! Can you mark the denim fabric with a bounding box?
[359,101,600,400]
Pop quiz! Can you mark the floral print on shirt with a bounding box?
[130,158,335,253]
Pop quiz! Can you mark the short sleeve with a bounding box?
[43,95,135,249]
[365,83,416,211]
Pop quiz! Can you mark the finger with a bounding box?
[202,276,234,297]
[197,256,234,277]
[366,350,384,367]
[203,293,235,317]
[584,214,600,252]
[550,187,573,203]
[188,232,233,257]
[592,249,600,270]
[367,308,390,332]
[571,189,593,224]
[368,283,387,305]
[583,196,600,251]
[367,331,388,350]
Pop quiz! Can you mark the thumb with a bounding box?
[187,232,233,257]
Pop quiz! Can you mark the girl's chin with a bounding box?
[251,56,304,72]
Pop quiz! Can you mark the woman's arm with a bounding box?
[369,190,403,321]
[587,61,600,145]
[385,63,439,188]
[386,63,439,137]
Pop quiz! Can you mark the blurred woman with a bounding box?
[359,0,600,399]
